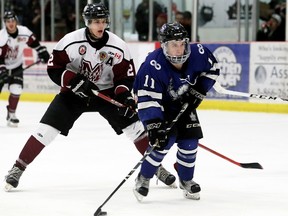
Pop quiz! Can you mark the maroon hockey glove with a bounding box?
[69,74,97,98]
[114,91,136,118]
[146,119,167,151]
[36,46,50,63]
[0,66,8,85]
[0,66,9,92]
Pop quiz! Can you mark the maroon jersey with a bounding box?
[0,25,40,69]
[47,28,136,94]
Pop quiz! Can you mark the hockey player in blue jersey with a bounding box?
[133,22,220,201]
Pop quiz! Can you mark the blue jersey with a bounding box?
[133,43,219,125]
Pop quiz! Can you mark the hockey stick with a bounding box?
[198,143,263,169]
[92,93,188,216]
[92,90,127,108]
[93,90,263,169]
[23,59,42,71]
[0,60,42,88]
[213,81,288,102]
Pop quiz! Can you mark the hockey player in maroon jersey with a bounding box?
[0,11,50,127]
[4,3,175,191]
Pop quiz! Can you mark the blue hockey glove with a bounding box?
[69,74,96,98]
[146,119,167,151]
[36,46,50,63]
[114,91,136,118]
[181,87,206,110]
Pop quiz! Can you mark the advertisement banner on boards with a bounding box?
[204,43,250,100]
[250,42,288,100]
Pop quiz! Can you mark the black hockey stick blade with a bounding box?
[240,162,263,169]
[198,144,263,170]
[94,208,107,216]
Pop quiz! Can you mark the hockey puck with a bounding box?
[99,211,107,216]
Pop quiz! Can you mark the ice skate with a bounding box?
[133,173,150,202]
[6,107,19,127]
[156,165,177,188]
[179,179,201,200]
[4,165,24,191]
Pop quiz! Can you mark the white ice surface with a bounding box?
[0,100,288,216]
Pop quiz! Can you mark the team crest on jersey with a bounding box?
[168,78,190,101]
[79,45,87,55]
[17,37,26,42]
[99,51,108,62]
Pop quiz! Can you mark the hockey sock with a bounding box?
[15,136,45,170]
[7,93,20,112]
[133,132,149,155]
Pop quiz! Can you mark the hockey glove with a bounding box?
[0,66,9,84]
[36,46,50,63]
[114,91,136,118]
[146,119,167,151]
[69,74,96,98]
[181,87,206,110]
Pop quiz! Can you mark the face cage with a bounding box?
[84,17,110,29]
[162,39,191,64]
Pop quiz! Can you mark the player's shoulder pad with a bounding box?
[0,29,8,46]
[138,49,165,77]
[143,49,163,67]
[17,25,33,36]
[106,31,131,60]
[190,43,216,60]
[106,31,127,47]
[54,28,86,51]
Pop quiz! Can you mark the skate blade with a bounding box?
[156,178,178,188]
[168,182,178,188]
[183,191,200,200]
[7,122,18,128]
[133,188,144,202]
[4,183,14,192]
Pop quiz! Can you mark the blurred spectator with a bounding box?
[135,0,164,41]
[175,11,184,23]
[256,13,285,41]
[259,0,285,21]
[156,13,167,39]
[24,0,41,39]
[62,0,89,33]
[174,11,199,42]
[182,11,192,41]
[2,1,30,29]
[2,0,25,24]
[274,2,286,40]
[44,0,64,40]
[64,0,108,33]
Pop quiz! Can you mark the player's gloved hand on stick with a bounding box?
[114,91,136,118]
[146,119,167,151]
[0,66,9,84]
[69,74,96,98]
[181,87,206,110]
[36,46,50,63]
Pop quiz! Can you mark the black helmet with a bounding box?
[159,22,188,43]
[160,22,191,64]
[3,11,18,22]
[82,3,110,27]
